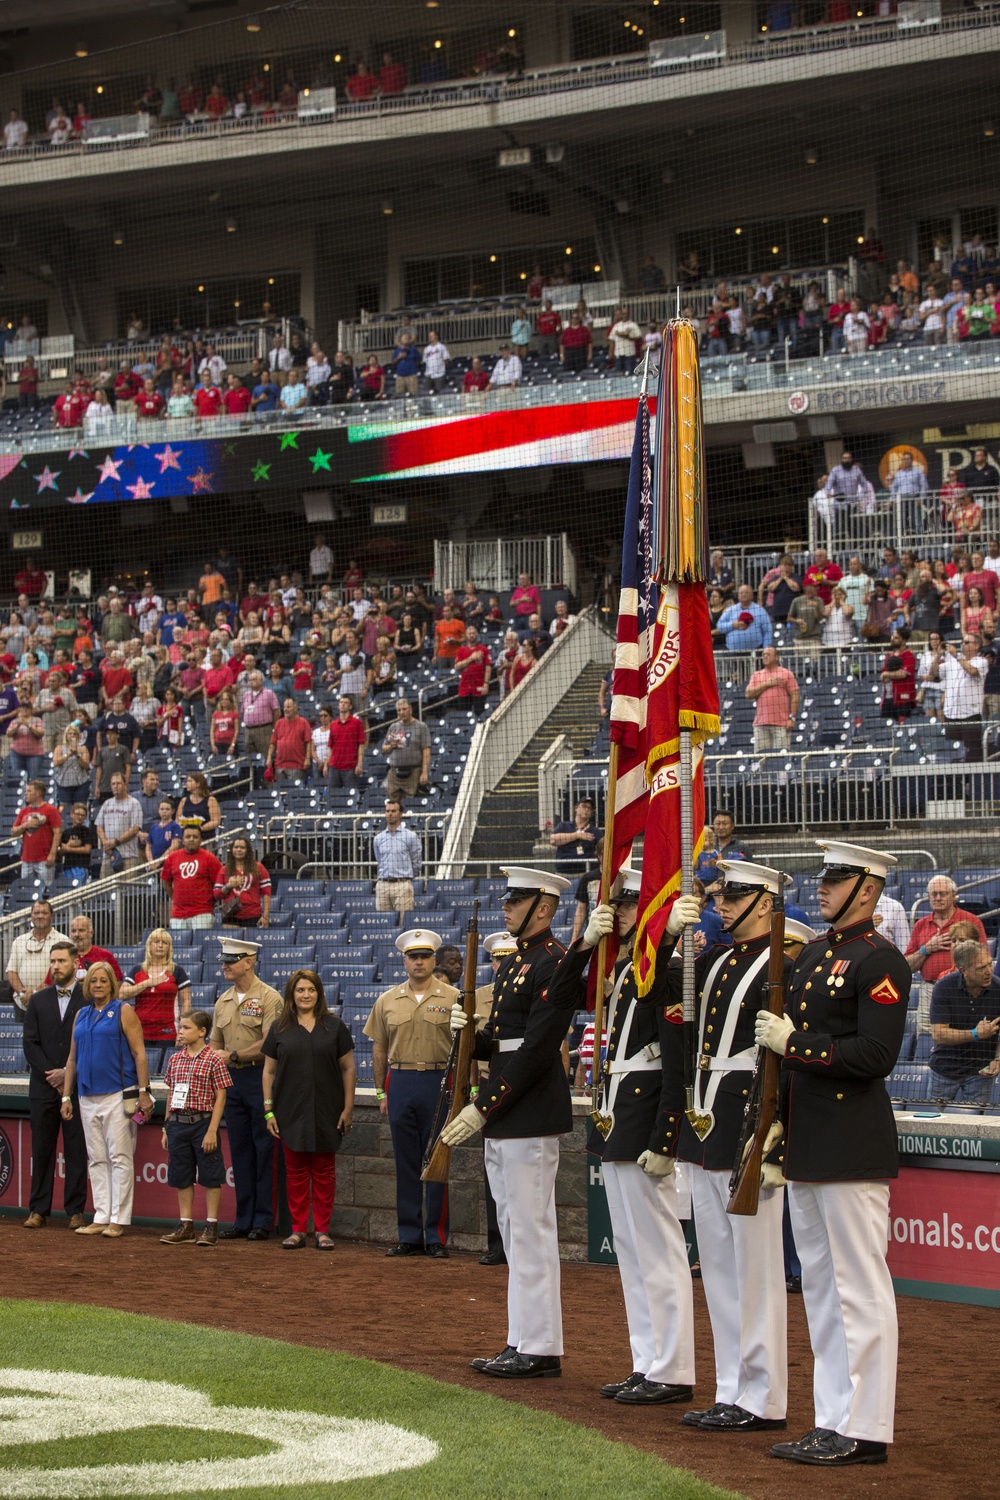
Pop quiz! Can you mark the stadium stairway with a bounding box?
[467,661,608,865]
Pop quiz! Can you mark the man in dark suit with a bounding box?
[21,940,88,1228]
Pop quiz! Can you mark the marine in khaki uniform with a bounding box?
[209,937,282,1240]
[363,929,458,1258]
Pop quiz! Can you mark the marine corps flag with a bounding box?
[614,322,720,996]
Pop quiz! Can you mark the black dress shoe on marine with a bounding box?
[771,1430,888,1466]
[246,1228,270,1241]
[785,1274,802,1293]
[615,1379,693,1406]
[481,1352,561,1379]
[681,1403,731,1428]
[600,1371,645,1399]
[699,1404,787,1432]
[219,1227,249,1240]
[424,1243,449,1258]
[471,1345,516,1373]
[385,1242,424,1257]
[479,1246,507,1265]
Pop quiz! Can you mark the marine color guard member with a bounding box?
[756,841,910,1467]
[442,866,572,1378]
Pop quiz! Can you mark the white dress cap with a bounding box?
[395,928,444,955]
[500,865,573,898]
[483,931,518,957]
[716,859,790,895]
[815,841,898,882]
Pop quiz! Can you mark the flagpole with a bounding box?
[679,728,696,1119]
[590,738,618,1123]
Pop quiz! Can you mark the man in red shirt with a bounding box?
[193,369,223,418]
[455,625,491,714]
[267,698,313,783]
[222,373,252,417]
[52,382,85,430]
[962,551,998,613]
[202,648,235,711]
[463,357,490,394]
[135,378,165,421]
[559,313,592,371]
[379,52,406,95]
[13,558,46,597]
[64,915,123,983]
[802,547,843,605]
[14,780,62,888]
[327,693,366,790]
[161,827,224,930]
[345,62,378,100]
[99,651,133,708]
[113,362,140,407]
[535,298,563,357]
[905,874,987,1036]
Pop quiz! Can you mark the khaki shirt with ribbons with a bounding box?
[363,977,459,1069]
[474,981,493,1028]
[211,975,282,1054]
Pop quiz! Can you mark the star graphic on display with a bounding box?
[66,487,93,504]
[187,467,214,493]
[155,445,182,473]
[224,443,237,457]
[96,455,122,483]
[309,447,332,472]
[279,431,298,450]
[127,476,155,499]
[33,466,60,492]
[67,448,88,462]
[252,460,271,482]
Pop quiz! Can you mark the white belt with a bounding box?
[607,1055,661,1075]
[495,1037,523,1053]
[701,1046,757,1073]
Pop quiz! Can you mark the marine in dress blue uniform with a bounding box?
[363,929,458,1257]
[441,866,573,1379]
[758,842,911,1468]
[546,866,699,1405]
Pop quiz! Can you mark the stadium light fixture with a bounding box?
[246,19,261,32]
[984,121,996,138]
[508,29,516,37]
[735,227,742,235]
[226,218,237,233]
[268,276,275,285]
[805,146,818,164]
[434,38,442,47]
[772,245,779,254]
[382,199,393,214]
[822,216,829,223]
[263,63,270,72]
[113,229,124,246]
[197,285,205,292]
[75,42,89,58]
[519,271,527,280]
[593,263,601,272]
[334,54,341,62]
[234,301,240,308]
[565,246,572,255]
[489,254,496,262]
[96,85,104,94]
[426,1,439,7]
[857,235,864,244]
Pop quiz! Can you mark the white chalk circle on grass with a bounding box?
[0,1368,439,1497]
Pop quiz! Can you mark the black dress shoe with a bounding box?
[471,1345,515,1373]
[785,1274,802,1293]
[615,1379,692,1406]
[600,1371,645,1399]
[481,1352,561,1379]
[771,1430,887,1466]
[385,1242,424,1257]
[424,1243,449,1259]
[219,1227,249,1240]
[682,1403,730,1428]
[246,1228,270,1241]
[699,1404,786,1432]
[479,1246,507,1265]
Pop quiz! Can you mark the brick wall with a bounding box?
[331,1093,592,1261]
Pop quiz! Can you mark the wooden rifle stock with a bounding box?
[727,883,785,1217]
[421,900,480,1183]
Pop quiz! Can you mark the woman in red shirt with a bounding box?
[119,929,192,1075]
[215,836,271,928]
[157,686,184,747]
[210,689,239,759]
[510,638,537,690]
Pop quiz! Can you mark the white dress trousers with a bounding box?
[78,1091,137,1226]
[602,1161,695,1385]
[788,1179,897,1443]
[484,1136,563,1357]
[689,1162,787,1420]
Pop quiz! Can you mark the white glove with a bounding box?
[667,894,701,937]
[637,1150,675,1178]
[760,1163,786,1192]
[583,902,615,948]
[450,1003,468,1032]
[439,1102,484,1146]
[740,1119,783,1165]
[755,1009,794,1055]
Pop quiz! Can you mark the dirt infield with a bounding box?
[1,1220,991,1500]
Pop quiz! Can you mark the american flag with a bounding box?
[607,394,657,881]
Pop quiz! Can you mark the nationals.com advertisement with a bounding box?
[0,1116,237,1222]
[885,1166,1000,1303]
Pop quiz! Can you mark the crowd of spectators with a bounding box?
[0,556,574,886]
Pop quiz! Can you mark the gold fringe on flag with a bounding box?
[661,319,709,585]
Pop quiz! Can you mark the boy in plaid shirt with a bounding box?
[160,1010,232,1247]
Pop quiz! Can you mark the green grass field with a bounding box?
[0,1300,745,1500]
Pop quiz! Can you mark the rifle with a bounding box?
[727,878,786,1217]
[421,900,480,1183]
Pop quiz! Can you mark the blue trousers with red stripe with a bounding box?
[387,1068,448,1247]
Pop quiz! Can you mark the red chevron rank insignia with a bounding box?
[870,975,901,1006]
[663,1003,684,1025]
